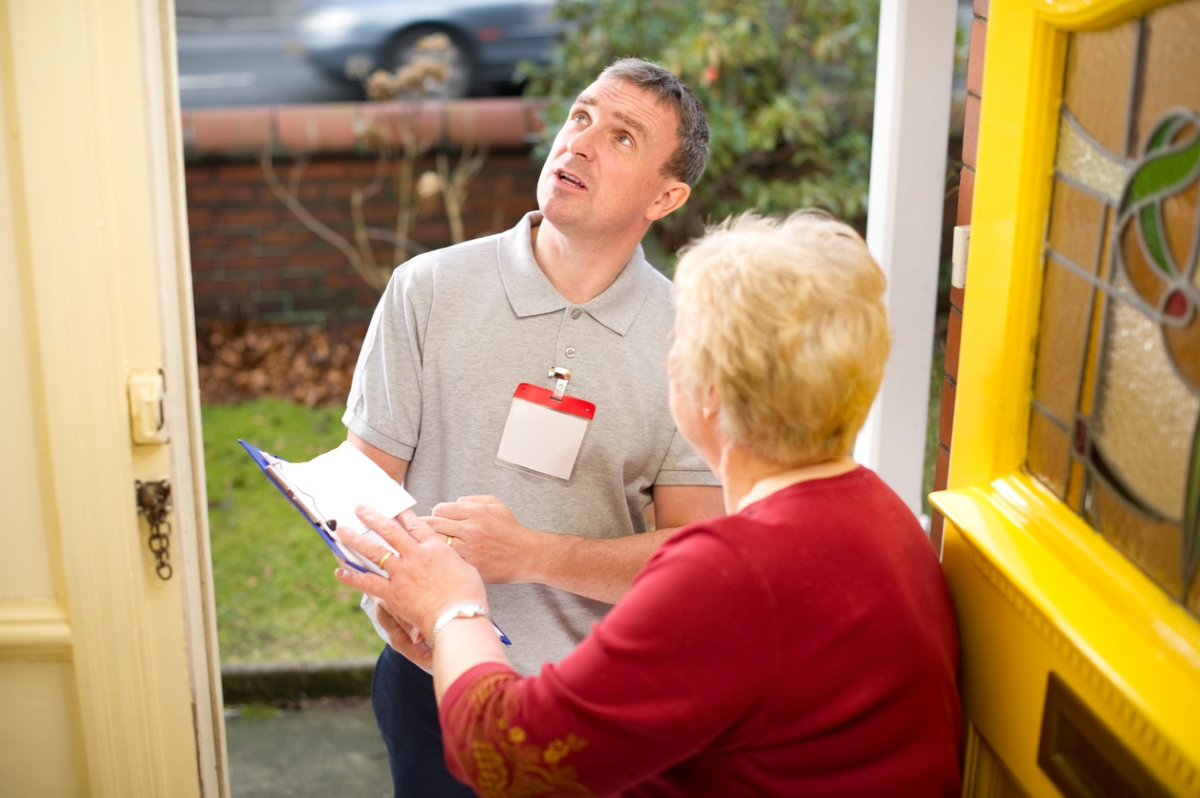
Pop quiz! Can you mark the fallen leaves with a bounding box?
[197,320,368,407]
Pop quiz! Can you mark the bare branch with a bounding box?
[350,187,380,277]
[287,154,310,197]
[260,148,390,293]
[438,142,487,244]
[365,227,428,256]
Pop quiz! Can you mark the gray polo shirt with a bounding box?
[344,211,718,674]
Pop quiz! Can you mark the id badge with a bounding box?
[496,382,596,483]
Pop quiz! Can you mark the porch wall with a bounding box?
[181,99,546,325]
[930,0,987,549]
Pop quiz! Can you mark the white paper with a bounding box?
[279,441,415,575]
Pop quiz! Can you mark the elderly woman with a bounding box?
[336,212,962,796]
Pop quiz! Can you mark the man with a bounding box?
[343,58,724,796]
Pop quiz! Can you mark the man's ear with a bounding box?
[645,181,691,222]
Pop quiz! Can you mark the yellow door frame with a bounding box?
[932,0,1200,795]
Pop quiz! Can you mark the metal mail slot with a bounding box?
[1037,672,1170,798]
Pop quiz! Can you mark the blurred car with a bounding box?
[291,0,560,98]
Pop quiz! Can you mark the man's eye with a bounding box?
[617,134,633,146]
[573,113,587,124]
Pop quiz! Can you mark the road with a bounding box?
[177,28,363,108]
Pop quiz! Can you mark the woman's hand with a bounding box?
[334,506,488,648]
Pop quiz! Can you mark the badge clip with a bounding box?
[548,366,572,401]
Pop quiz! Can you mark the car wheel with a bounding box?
[385,25,474,100]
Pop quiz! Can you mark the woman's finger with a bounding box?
[335,525,399,571]
[333,561,390,595]
[354,504,419,553]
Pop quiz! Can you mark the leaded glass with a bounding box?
[1029,407,1071,498]
[1028,0,1200,617]
[1062,19,1136,155]
[1032,250,1094,421]
[1135,1,1200,158]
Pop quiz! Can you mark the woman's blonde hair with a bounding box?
[672,211,891,465]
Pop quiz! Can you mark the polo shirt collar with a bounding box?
[497,212,654,336]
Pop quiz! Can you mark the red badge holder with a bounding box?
[495,372,596,483]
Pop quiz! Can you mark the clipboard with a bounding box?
[238,439,512,647]
[238,438,388,575]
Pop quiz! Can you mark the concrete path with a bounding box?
[225,698,392,797]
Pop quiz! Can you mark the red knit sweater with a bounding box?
[441,467,962,797]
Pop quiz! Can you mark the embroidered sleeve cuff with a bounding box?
[438,662,521,785]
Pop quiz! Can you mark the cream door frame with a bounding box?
[0,0,227,794]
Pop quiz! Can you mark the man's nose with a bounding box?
[568,125,596,160]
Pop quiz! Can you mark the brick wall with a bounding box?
[183,99,545,325]
[930,0,987,552]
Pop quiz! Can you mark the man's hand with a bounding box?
[334,507,488,646]
[372,597,434,670]
[424,496,544,584]
[423,486,724,604]
[335,506,509,699]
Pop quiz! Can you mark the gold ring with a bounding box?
[445,535,454,547]
[377,552,392,568]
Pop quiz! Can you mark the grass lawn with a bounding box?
[203,399,385,664]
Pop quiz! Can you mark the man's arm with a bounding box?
[348,431,409,486]
[425,484,724,604]
[349,430,724,602]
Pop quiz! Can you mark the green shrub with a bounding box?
[523,0,879,251]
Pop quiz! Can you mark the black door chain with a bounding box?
[136,480,173,580]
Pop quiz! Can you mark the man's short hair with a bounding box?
[599,58,710,187]
[672,211,891,465]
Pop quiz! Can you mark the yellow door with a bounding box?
[0,0,227,795]
[932,0,1200,796]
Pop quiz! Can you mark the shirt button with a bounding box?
[565,347,577,358]
[570,309,582,319]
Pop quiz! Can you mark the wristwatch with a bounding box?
[429,602,490,650]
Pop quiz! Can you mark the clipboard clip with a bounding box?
[548,366,572,401]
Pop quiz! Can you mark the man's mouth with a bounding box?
[556,169,587,190]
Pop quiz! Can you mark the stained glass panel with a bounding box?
[1091,288,1199,520]
[1067,460,1086,512]
[1032,253,1094,422]
[1028,408,1071,498]
[1029,0,1200,618]
[1091,479,1183,596]
[1062,20,1137,156]
[1134,1,1200,157]
[1047,179,1105,273]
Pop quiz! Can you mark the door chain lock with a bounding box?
[135,479,173,580]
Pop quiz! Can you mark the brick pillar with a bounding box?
[930,0,987,553]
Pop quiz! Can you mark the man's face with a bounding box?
[537,76,686,236]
